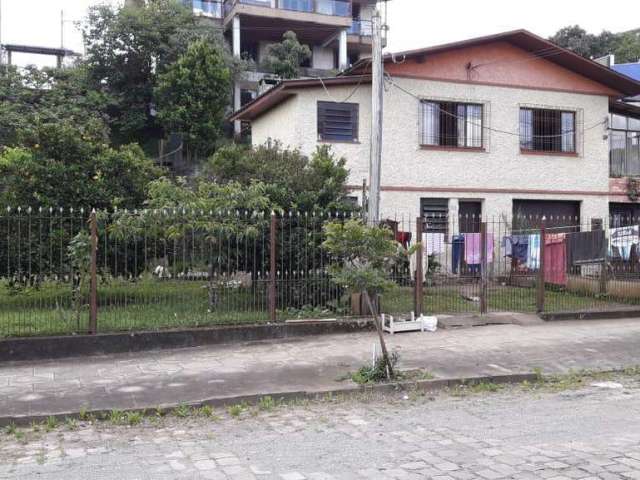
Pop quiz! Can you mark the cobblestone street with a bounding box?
[3,374,640,479]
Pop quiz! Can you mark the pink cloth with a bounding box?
[463,233,494,265]
[544,234,567,286]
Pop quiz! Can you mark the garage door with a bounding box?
[512,200,580,230]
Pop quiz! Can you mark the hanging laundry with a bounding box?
[544,234,567,286]
[526,234,540,270]
[452,235,464,274]
[424,232,445,255]
[462,233,494,265]
[463,233,481,265]
[503,235,529,263]
[395,231,412,249]
[610,226,640,261]
[566,230,606,265]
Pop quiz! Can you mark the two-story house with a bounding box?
[231,29,640,229]
[183,0,376,134]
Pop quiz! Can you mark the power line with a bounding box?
[384,71,608,139]
[314,59,371,103]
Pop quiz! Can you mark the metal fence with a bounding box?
[2,208,640,338]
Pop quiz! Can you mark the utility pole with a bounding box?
[367,8,384,226]
[0,0,3,66]
[60,10,64,49]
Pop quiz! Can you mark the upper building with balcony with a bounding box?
[184,0,374,132]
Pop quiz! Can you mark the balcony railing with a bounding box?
[348,19,372,36]
[192,0,223,18]
[224,0,351,17]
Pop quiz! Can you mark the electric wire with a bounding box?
[384,71,609,139]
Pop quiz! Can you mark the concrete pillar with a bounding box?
[449,198,460,235]
[232,15,242,135]
[232,16,241,58]
[338,29,348,70]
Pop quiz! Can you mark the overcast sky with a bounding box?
[1,0,638,67]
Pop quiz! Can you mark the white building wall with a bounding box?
[251,94,302,148]
[250,77,612,222]
[312,46,335,70]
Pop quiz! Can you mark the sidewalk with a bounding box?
[2,318,640,422]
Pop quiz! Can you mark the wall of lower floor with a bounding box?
[349,187,612,224]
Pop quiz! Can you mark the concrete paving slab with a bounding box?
[1,318,640,422]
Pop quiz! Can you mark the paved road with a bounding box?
[5,318,640,420]
[3,375,640,479]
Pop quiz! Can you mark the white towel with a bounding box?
[425,233,445,255]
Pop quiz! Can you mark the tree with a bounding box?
[0,121,161,209]
[81,0,241,146]
[323,219,410,379]
[549,25,599,58]
[206,141,353,212]
[549,25,640,63]
[0,65,109,148]
[613,32,640,64]
[261,31,312,79]
[155,39,232,159]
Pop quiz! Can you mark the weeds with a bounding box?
[125,411,143,426]
[78,407,91,422]
[107,410,124,425]
[227,404,245,418]
[4,423,17,435]
[65,417,78,431]
[197,405,214,418]
[45,416,58,432]
[258,396,276,411]
[173,404,191,418]
[351,353,399,385]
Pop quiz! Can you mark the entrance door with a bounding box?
[459,201,482,233]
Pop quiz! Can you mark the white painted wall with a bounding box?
[312,46,335,70]
[250,77,612,222]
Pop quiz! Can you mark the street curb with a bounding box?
[540,310,640,321]
[0,319,374,362]
[0,372,537,427]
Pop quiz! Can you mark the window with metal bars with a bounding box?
[421,101,483,148]
[317,101,359,142]
[421,198,449,234]
[519,108,576,153]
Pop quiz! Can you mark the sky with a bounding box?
[1,0,638,67]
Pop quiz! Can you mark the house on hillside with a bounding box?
[182,0,376,134]
[231,29,640,228]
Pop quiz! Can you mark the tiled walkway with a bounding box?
[2,318,640,420]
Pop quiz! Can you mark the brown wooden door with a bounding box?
[459,201,482,233]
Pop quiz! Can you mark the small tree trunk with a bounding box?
[362,290,395,379]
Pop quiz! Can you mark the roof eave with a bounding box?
[229,75,372,122]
